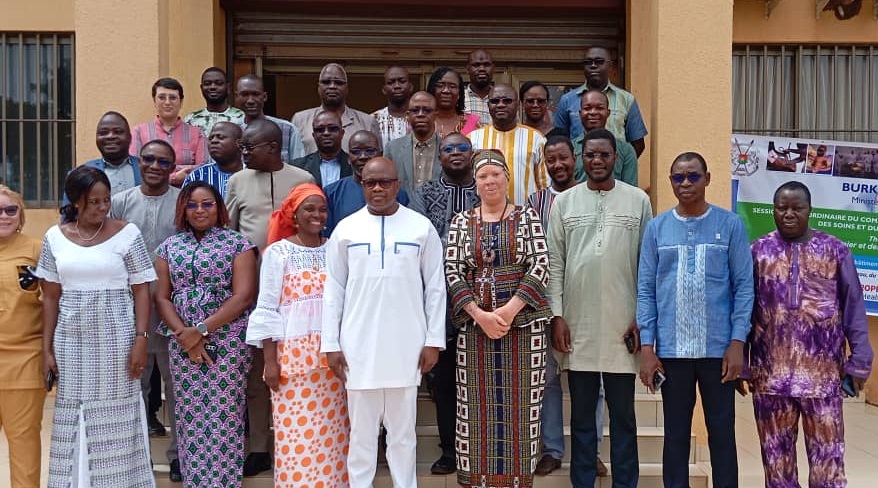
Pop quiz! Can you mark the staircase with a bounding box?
[151,374,711,487]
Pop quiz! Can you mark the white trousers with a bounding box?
[347,386,418,488]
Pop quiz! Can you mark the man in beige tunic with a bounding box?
[546,128,652,488]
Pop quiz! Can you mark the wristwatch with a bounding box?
[195,322,209,336]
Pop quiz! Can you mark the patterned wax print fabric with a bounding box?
[35,224,157,488]
[155,226,256,487]
[246,240,350,487]
[445,206,552,488]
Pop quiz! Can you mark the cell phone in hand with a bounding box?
[46,370,57,392]
[841,375,857,398]
[624,333,636,354]
[653,371,666,391]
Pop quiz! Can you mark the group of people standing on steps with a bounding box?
[0,44,871,488]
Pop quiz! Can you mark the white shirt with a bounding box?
[320,205,447,389]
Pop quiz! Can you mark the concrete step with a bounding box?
[149,425,691,466]
[153,461,709,488]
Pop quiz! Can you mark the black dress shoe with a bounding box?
[147,414,167,437]
[243,452,272,477]
[430,455,456,475]
[169,459,182,482]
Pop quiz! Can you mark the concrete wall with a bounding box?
[0,0,73,30]
[734,0,878,44]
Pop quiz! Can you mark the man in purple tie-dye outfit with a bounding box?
[744,180,873,488]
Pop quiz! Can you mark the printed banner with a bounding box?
[730,134,878,315]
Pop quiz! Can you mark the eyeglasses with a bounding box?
[0,205,20,217]
[523,98,548,106]
[670,173,703,185]
[361,178,397,189]
[440,143,472,154]
[237,141,272,152]
[583,57,608,67]
[350,147,379,157]
[584,151,613,160]
[313,125,341,134]
[141,154,174,169]
[185,200,217,211]
[488,97,515,105]
[407,107,434,115]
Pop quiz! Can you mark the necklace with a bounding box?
[292,233,323,248]
[478,201,508,264]
[75,218,105,242]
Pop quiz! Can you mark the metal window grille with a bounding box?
[732,45,878,143]
[0,33,75,207]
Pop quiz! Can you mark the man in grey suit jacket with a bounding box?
[291,110,352,187]
[384,91,443,194]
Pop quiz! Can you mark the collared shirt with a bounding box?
[102,159,137,195]
[241,115,305,164]
[547,182,653,373]
[572,133,639,186]
[464,85,491,126]
[553,82,648,143]
[319,157,342,188]
[130,117,208,172]
[0,233,43,389]
[184,106,246,136]
[61,156,142,209]
[749,230,873,398]
[636,205,754,359]
[468,124,549,206]
[371,106,410,147]
[291,106,382,155]
[412,138,438,189]
[182,160,240,199]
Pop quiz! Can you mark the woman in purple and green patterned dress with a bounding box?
[154,181,258,487]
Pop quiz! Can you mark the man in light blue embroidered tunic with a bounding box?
[636,151,753,488]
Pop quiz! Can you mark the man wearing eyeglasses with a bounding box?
[547,129,651,488]
[291,111,351,188]
[408,132,479,475]
[636,152,753,488]
[235,74,305,165]
[323,131,410,237]
[109,139,183,482]
[572,90,638,186]
[554,46,648,157]
[468,83,549,206]
[385,92,443,194]
[322,157,446,488]
[292,63,381,155]
[182,122,244,199]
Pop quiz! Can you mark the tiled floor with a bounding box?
[2,395,878,487]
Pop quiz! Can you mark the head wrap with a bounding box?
[472,149,509,177]
[266,183,326,246]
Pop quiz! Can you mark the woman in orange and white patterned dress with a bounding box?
[246,183,350,488]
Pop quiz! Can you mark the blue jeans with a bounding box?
[660,358,738,488]
[568,371,639,488]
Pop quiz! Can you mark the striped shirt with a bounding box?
[468,124,549,206]
[182,160,240,199]
[130,117,208,174]
[526,187,561,229]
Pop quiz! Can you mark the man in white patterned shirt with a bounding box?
[372,66,413,147]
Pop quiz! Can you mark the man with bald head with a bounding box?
[372,65,414,146]
[235,74,305,163]
[225,118,314,475]
[385,91,443,193]
[464,49,496,125]
[468,83,549,205]
[323,130,410,236]
[183,121,244,198]
[322,157,446,488]
[292,63,381,154]
[554,46,648,156]
[291,110,351,187]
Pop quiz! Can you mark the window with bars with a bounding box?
[733,45,878,144]
[1,33,75,207]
